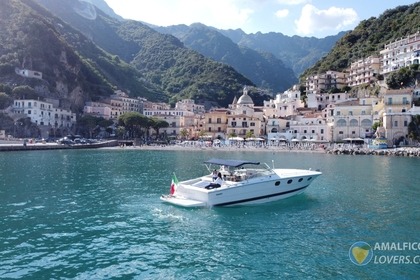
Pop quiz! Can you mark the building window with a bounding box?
[232,122,236,127]
[208,118,212,124]
[208,127,212,132]
[321,129,324,134]
[216,118,221,124]
[404,120,408,127]
[250,122,255,127]
[394,120,398,127]
[242,122,247,127]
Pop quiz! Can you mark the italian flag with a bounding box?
[170,173,179,195]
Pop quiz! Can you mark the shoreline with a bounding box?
[2,140,420,157]
[101,143,420,157]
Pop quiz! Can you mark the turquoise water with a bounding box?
[0,149,419,279]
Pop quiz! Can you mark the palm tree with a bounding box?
[180,128,189,140]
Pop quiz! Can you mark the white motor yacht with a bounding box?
[160,158,322,207]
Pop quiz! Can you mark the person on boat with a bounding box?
[207,172,223,189]
[212,169,218,181]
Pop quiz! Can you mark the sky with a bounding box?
[102,0,419,38]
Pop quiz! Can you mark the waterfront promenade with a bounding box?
[0,139,118,152]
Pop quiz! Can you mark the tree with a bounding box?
[179,128,189,140]
[118,112,149,138]
[408,115,420,142]
[0,93,13,109]
[77,115,101,138]
[150,118,169,138]
[11,85,39,100]
[245,130,254,139]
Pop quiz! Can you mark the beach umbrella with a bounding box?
[228,136,244,141]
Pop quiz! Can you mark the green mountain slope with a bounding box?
[154,23,298,92]
[34,0,255,107]
[0,0,161,112]
[220,29,346,76]
[302,2,420,78]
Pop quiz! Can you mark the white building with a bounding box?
[15,68,43,80]
[380,31,420,75]
[83,101,112,119]
[263,86,304,118]
[347,56,381,86]
[305,70,347,94]
[12,99,76,128]
[175,99,205,114]
[306,92,351,110]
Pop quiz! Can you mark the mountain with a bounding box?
[302,2,420,78]
[0,0,161,112]
[154,23,298,93]
[89,0,123,21]
[32,0,257,108]
[219,29,346,77]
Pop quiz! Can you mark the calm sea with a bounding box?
[0,149,419,279]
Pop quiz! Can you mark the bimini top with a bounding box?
[204,158,260,168]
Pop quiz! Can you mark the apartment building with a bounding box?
[203,109,229,139]
[83,101,112,119]
[263,86,303,118]
[305,70,347,94]
[347,56,381,86]
[328,100,374,141]
[175,99,205,114]
[12,99,76,128]
[306,92,351,110]
[380,31,420,75]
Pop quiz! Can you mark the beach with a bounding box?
[2,139,420,157]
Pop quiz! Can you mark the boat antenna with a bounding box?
[272,160,275,169]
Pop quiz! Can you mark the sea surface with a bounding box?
[0,149,419,279]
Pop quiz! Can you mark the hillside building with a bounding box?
[263,86,304,118]
[12,99,76,128]
[305,70,347,94]
[380,31,420,75]
[347,56,381,86]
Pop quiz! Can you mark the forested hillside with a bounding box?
[220,29,346,77]
[302,2,420,79]
[0,0,161,111]
[33,0,256,107]
[154,23,298,92]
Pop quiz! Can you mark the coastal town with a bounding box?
[1,32,420,150]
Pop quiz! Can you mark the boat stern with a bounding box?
[160,194,207,207]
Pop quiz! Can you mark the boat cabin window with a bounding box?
[307,177,312,181]
[275,181,280,186]
[298,178,303,182]
[287,179,293,184]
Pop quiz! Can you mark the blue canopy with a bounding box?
[204,158,260,168]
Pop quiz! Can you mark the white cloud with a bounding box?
[275,9,289,18]
[106,0,254,30]
[277,0,310,5]
[295,4,358,35]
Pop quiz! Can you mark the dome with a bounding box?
[237,90,253,105]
